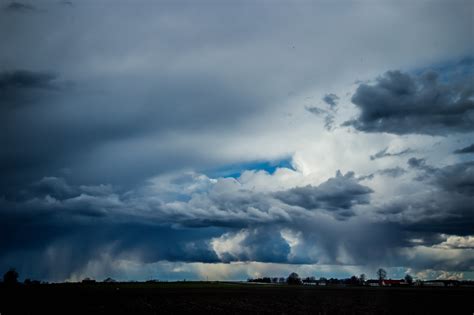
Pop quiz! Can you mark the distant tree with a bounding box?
[349,275,359,285]
[377,268,387,282]
[359,274,366,284]
[82,277,96,284]
[3,268,19,286]
[286,272,302,285]
[404,274,413,285]
[103,277,116,283]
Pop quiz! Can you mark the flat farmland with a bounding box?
[0,282,472,315]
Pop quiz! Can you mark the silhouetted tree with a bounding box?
[359,273,366,284]
[404,274,413,285]
[349,275,359,285]
[286,272,302,285]
[377,268,387,283]
[3,268,19,286]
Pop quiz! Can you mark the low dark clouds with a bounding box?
[0,170,376,279]
[434,161,474,195]
[454,143,474,154]
[344,68,474,135]
[1,161,473,279]
[0,176,223,280]
[381,160,474,236]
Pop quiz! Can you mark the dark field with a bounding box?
[1,282,473,315]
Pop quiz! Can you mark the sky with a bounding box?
[1,0,473,282]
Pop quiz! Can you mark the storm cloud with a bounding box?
[276,171,373,218]
[345,68,474,135]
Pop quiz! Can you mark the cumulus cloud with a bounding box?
[344,69,474,135]
[414,269,465,281]
[276,171,373,218]
[434,235,474,249]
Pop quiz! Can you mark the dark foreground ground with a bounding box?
[1,282,473,315]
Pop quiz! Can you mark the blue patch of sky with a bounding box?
[206,157,295,179]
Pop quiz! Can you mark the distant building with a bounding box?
[366,280,380,286]
[423,280,449,287]
[382,279,406,287]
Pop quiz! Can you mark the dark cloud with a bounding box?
[377,167,406,177]
[276,171,373,218]
[344,69,474,135]
[0,177,223,280]
[407,157,426,168]
[30,176,77,200]
[454,143,474,154]
[1,163,473,280]
[380,160,474,236]
[0,70,57,90]
[434,161,474,195]
[322,93,339,108]
[3,2,35,12]
[0,70,59,114]
[370,147,413,160]
[407,157,438,180]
